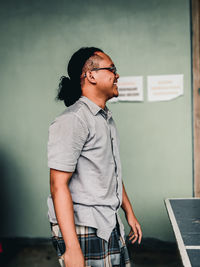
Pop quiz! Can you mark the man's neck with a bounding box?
[82,94,106,110]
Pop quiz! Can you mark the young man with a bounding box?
[47,47,142,267]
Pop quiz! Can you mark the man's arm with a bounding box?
[50,168,84,267]
[121,182,142,244]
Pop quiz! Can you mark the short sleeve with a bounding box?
[47,113,89,172]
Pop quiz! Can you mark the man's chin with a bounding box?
[106,89,119,101]
[113,90,119,98]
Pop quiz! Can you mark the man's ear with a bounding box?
[85,71,96,84]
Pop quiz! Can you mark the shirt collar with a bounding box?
[79,96,112,119]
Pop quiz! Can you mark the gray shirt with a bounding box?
[47,96,125,241]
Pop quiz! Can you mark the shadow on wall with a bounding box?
[0,148,24,237]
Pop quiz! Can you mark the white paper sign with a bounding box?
[109,76,143,102]
[147,74,184,102]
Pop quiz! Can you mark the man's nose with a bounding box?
[115,73,119,79]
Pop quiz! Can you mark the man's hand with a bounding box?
[126,213,142,244]
[62,246,85,267]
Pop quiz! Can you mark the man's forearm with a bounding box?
[52,186,80,249]
[50,169,85,266]
[50,169,80,250]
[121,182,142,244]
[121,182,136,219]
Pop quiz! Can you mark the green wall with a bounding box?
[0,0,192,241]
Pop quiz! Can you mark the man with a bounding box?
[47,47,142,267]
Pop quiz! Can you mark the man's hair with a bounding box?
[57,47,103,107]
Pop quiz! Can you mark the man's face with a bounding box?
[93,52,119,100]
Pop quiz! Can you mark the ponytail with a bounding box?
[57,76,81,107]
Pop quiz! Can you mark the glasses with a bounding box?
[84,66,117,77]
[92,66,117,75]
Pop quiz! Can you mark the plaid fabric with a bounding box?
[50,223,131,267]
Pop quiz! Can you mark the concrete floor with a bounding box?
[0,238,183,267]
